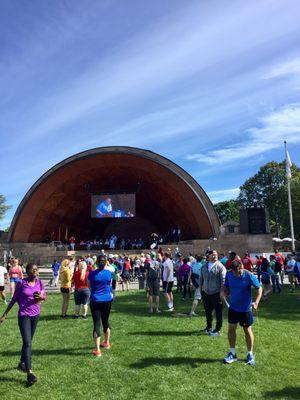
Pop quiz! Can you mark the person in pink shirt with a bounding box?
[9,258,23,296]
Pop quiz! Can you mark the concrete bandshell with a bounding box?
[9,146,220,242]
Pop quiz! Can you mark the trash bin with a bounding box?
[138,276,146,290]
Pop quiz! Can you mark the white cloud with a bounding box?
[208,188,240,203]
[186,103,300,166]
[264,57,300,80]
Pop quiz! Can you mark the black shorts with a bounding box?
[228,308,254,327]
[122,271,130,280]
[60,287,70,294]
[148,280,160,296]
[0,286,4,292]
[112,280,116,290]
[162,281,173,293]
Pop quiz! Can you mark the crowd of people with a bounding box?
[0,247,299,386]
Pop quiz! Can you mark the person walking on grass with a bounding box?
[9,258,23,296]
[72,260,90,319]
[88,254,113,357]
[222,256,262,366]
[199,250,226,336]
[286,254,296,292]
[162,252,175,311]
[59,259,72,318]
[189,255,203,316]
[0,264,9,304]
[145,252,161,314]
[0,264,46,386]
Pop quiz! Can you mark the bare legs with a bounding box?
[227,323,254,353]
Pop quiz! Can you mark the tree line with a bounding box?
[214,161,300,239]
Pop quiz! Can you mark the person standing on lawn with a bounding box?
[88,254,113,357]
[145,251,161,314]
[0,263,46,386]
[162,252,175,311]
[199,250,226,336]
[222,256,262,366]
[0,264,9,304]
[59,259,72,318]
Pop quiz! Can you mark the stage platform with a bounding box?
[1,234,273,265]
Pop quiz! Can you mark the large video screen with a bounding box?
[91,194,136,218]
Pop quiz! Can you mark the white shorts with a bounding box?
[194,288,201,300]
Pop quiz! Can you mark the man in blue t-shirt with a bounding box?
[96,198,112,218]
[221,256,262,366]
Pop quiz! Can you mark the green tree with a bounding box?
[214,199,240,224]
[238,161,300,238]
[0,194,11,223]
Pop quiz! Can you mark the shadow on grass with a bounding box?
[0,346,90,357]
[130,356,219,369]
[264,387,300,399]
[129,330,200,336]
[0,375,25,384]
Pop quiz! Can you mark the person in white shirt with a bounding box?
[162,253,175,311]
[0,265,8,304]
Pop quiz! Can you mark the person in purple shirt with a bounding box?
[0,263,46,386]
[178,258,192,300]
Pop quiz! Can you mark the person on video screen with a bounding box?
[96,198,112,218]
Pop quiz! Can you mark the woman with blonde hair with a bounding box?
[72,260,90,319]
[9,258,23,296]
[59,259,72,318]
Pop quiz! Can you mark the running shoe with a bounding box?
[200,327,212,334]
[245,353,255,366]
[92,349,102,357]
[156,308,162,313]
[210,330,221,337]
[100,342,111,349]
[166,307,174,312]
[224,352,237,364]
[148,308,153,314]
[81,315,87,320]
[17,362,26,372]
[27,373,38,386]
[189,311,198,317]
[73,315,80,319]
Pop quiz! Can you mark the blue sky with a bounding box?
[1,0,300,229]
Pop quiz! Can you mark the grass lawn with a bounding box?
[0,288,299,400]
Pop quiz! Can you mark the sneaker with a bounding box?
[189,311,198,317]
[224,352,237,364]
[100,341,111,349]
[148,308,153,314]
[81,315,87,320]
[73,315,80,319]
[92,349,102,357]
[245,353,255,366]
[210,330,221,337]
[27,373,38,386]
[166,307,174,312]
[17,362,26,373]
[156,308,162,314]
[200,327,212,334]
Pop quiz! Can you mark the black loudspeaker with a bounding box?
[239,207,270,234]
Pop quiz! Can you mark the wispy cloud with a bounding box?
[264,56,300,80]
[208,188,240,203]
[186,103,300,166]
